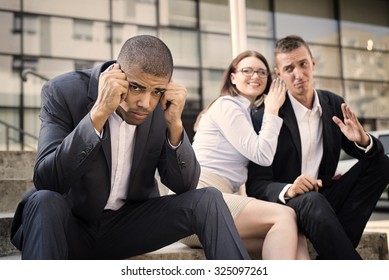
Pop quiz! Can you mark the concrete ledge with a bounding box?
[307,231,388,260]
[0,215,18,257]
[1,231,386,259]
[0,179,33,213]
[0,151,35,179]
[129,231,388,260]
[129,242,206,260]
[355,231,387,260]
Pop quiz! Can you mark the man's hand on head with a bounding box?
[160,80,187,146]
[90,63,129,132]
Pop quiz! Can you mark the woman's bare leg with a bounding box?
[234,199,301,259]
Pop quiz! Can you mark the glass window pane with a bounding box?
[112,0,157,25]
[340,0,389,51]
[246,0,273,37]
[314,78,343,98]
[342,49,389,81]
[341,23,389,51]
[173,69,200,110]
[201,69,224,107]
[73,20,93,41]
[111,26,156,59]
[275,0,338,45]
[0,0,20,10]
[200,0,230,33]
[0,55,21,107]
[340,0,388,25]
[247,37,275,72]
[22,16,111,60]
[159,0,197,28]
[344,80,389,120]
[24,0,109,21]
[160,29,199,67]
[310,45,341,77]
[201,33,231,68]
[0,12,21,54]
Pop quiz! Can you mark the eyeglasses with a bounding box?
[236,67,268,78]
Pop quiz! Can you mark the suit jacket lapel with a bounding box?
[280,96,302,165]
[318,90,335,179]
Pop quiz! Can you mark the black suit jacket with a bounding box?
[32,61,200,222]
[246,90,383,202]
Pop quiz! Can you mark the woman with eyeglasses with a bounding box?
[183,50,310,259]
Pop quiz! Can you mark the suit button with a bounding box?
[79,151,87,162]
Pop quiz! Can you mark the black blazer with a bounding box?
[32,61,200,222]
[246,90,384,202]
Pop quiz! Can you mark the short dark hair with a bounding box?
[117,35,173,79]
[221,50,272,97]
[274,35,313,61]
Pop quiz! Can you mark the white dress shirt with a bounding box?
[92,110,182,210]
[193,94,283,192]
[105,112,136,210]
[291,90,323,179]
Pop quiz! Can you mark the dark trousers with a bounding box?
[13,187,250,260]
[287,153,389,260]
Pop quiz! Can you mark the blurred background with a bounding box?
[0,0,388,149]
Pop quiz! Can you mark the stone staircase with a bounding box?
[0,150,388,260]
[0,151,35,257]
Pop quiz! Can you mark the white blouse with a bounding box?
[193,94,283,191]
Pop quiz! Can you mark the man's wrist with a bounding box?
[279,184,292,204]
[355,133,373,153]
[167,138,182,149]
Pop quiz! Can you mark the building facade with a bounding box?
[0,0,388,149]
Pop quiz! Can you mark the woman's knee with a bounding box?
[272,204,297,225]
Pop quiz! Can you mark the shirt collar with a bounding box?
[287,89,322,122]
[110,110,124,123]
[236,94,254,112]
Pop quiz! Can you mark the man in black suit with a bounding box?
[11,35,250,260]
[246,35,389,259]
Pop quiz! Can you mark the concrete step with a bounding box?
[0,213,17,257]
[0,150,36,179]
[0,179,33,213]
[308,231,388,260]
[1,231,387,260]
[129,231,389,260]
[0,150,36,257]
